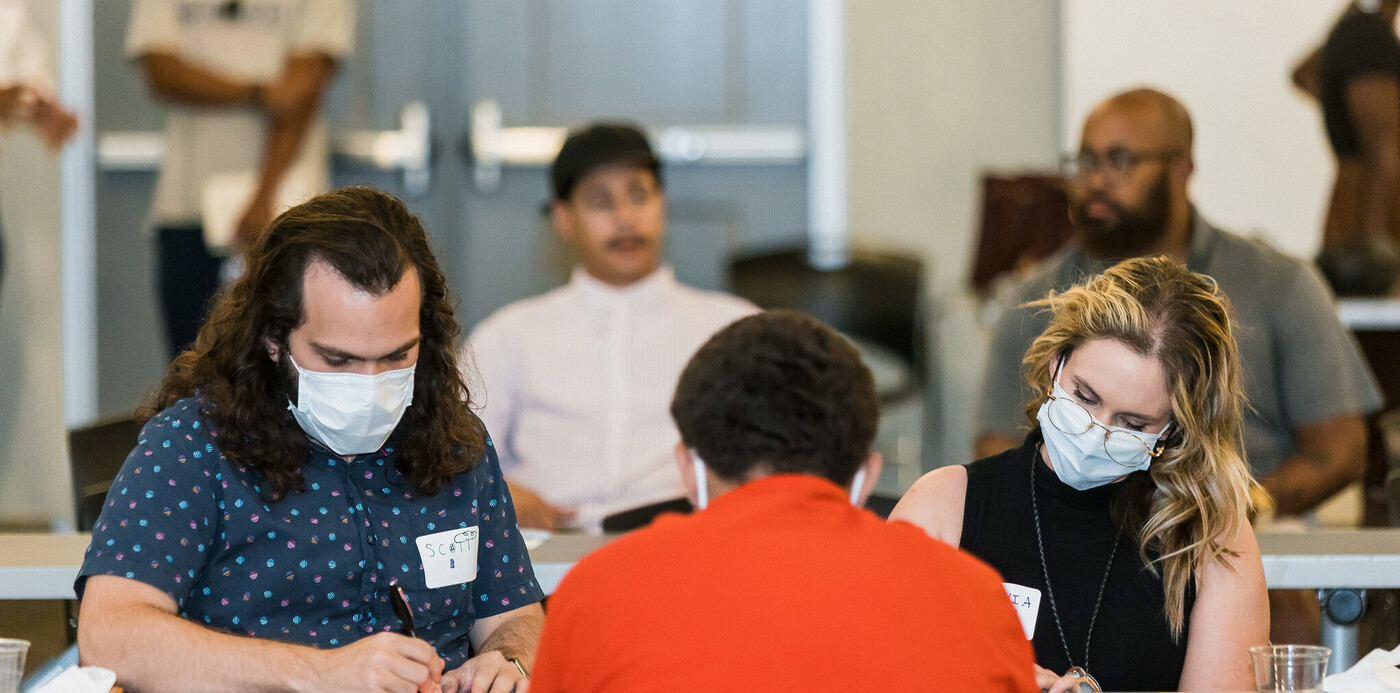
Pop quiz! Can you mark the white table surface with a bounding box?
[1337,297,1400,330]
[0,531,619,601]
[1256,528,1400,589]
[4,528,1398,600]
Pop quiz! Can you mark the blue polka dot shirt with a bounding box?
[77,395,544,667]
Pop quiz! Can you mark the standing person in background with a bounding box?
[464,123,756,532]
[1293,0,1400,295]
[0,0,78,301]
[127,0,354,357]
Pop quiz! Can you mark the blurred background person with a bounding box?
[127,0,353,357]
[464,123,755,532]
[1294,0,1400,296]
[0,0,77,302]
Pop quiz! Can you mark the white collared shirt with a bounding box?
[464,266,757,531]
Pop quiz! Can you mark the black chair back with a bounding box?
[730,246,924,382]
[69,417,142,532]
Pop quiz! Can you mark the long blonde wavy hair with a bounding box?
[1021,256,1257,639]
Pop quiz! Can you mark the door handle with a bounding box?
[466,99,805,194]
[95,101,434,198]
[334,101,431,197]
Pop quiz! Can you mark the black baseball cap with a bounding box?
[550,123,662,201]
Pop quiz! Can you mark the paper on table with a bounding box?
[28,665,115,693]
[1324,644,1400,692]
[521,529,551,551]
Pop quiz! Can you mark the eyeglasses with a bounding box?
[1043,390,1168,466]
[1060,147,1180,184]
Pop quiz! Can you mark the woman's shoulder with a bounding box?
[890,438,1032,543]
[889,464,969,546]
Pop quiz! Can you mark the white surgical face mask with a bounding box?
[1036,360,1170,491]
[286,352,416,456]
[691,453,867,509]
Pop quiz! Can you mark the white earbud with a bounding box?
[692,451,867,510]
[849,467,867,507]
[692,453,709,510]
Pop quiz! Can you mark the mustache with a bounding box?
[606,234,651,251]
[1075,194,1122,217]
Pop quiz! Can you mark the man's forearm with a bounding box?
[140,54,258,108]
[80,601,317,693]
[251,105,315,202]
[251,55,336,202]
[475,611,544,671]
[1262,454,1364,516]
[1262,415,1368,516]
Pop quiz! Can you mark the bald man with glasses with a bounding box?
[976,88,1381,526]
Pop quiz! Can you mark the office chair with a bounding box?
[68,417,142,533]
[731,245,924,393]
[968,173,1076,293]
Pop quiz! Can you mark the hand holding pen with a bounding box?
[390,579,446,693]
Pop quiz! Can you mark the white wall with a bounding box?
[848,0,1063,293]
[0,0,71,525]
[847,0,1063,469]
[1063,0,1341,258]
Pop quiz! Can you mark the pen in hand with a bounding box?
[389,579,417,638]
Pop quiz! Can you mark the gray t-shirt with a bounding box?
[977,211,1383,477]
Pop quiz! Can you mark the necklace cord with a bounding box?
[1032,446,1119,673]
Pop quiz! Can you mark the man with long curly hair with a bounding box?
[75,187,543,693]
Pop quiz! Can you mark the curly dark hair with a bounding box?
[141,186,486,502]
[670,310,878,486]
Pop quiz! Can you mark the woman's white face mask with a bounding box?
[286,353,416,456]
[691,453,867,509]
[1036,356,1171,491]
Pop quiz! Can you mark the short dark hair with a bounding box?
[142,186,486,502]
[550,122,662,201]
[670,310,879,485]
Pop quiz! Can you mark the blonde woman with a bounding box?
[892,257,1267,692]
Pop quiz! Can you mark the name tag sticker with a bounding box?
[1003,582,1041,640]
[415,526,479,589]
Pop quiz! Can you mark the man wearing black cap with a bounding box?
[464,122,755,532]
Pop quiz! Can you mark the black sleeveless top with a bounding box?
[960,430,1193,692]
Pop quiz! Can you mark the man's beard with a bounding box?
[1072,172,1172,259]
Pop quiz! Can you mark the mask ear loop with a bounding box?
[1149,421,1175,457]
[691,451,708,510]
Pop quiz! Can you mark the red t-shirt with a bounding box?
[529,474,1037,692]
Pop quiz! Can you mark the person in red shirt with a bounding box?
[526,310,1037,693]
